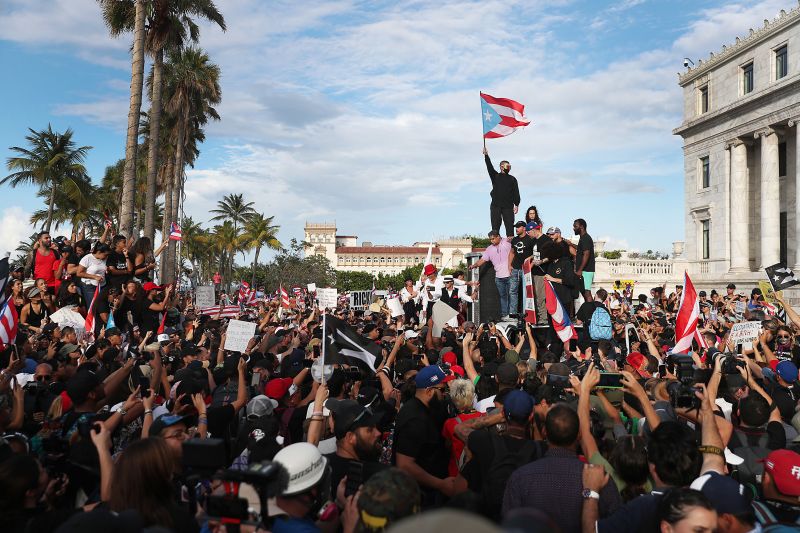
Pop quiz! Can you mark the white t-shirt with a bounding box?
[79,254,107,286]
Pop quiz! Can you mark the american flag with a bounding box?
[169,221,182,241]
[198,305,240,318]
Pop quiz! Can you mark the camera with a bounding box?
[667,354,701,410]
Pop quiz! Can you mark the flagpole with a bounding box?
[480,91,486,152]
[321,313,327,386]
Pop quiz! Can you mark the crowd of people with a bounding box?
[4,198,800,533]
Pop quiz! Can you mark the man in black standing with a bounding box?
[508,221,533,319]
[483,147,520,237]
[569,218,595,302]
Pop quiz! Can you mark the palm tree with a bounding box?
[212,220,241,291]
[29,171,97,234]
[143,0,225,241]
[3,125,92,232]
[99,0,146,237]
[242,213,282,286]
[210,193,256,234]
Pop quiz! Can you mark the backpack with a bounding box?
[588,306,612,340]
[482,433,542,520]
[729,428,771,490]
[752,500,800,531]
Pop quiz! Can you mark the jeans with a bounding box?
[81,282,98,305]
[490,204,515,237]
[509,268,524,316]
[495,276,510,316]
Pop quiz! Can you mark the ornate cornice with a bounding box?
[678,3,800,86]
[754,126,777,138]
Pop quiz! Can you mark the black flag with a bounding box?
[0,256,9,309]
[323,315,381,373]
[765,262,800,292]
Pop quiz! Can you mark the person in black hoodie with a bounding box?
[483,147,521,237]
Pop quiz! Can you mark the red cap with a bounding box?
[450,364,465,377]
[143,282,164,292]
[762,449,800,496]
[442,351,457,365]
[626,351,645,369]
[423,264,436,276]
[264,377,293,400]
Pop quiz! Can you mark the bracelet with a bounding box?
[310,415,324,421]
[144,409,153,416]
[119,408,128,416]
[697,445,724,456]
[198,416,208,425]
[311,411,324,417]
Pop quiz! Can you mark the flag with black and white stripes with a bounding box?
[323,315,381,373]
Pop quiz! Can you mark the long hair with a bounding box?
[609,435,649,502]
[524,205,542,225]
[129,237,153,259]
[109,438,177,528]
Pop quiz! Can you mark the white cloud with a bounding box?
[53,98,129,131]
[0,207,34,258]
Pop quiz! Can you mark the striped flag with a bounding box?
[280,285,290,308]
[694,329,709,351]
[238,281,250,303]
[169,221,182,241]
[674,272,699,354]
[324,315,381,373]
[544,279,576,343]
[84,283,101,335]
[198,305,240,318]
[480,92,531,139]
[522,259,537,325]
[0,300,18,351]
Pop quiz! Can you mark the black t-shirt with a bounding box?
[462,429,542,492]
[393,397,449,480]
[106,251,130,289]
[207,403,236,440]
[576,233,595,272]
[325,453,387,496]
[510,235,534,270]
[531,235,553,276]
[766,382,799,423]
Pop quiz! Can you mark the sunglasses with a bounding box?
[35,375,53,382]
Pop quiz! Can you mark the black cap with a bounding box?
[149,414,195,437]
[497,362,520,386]
[181,343,200,358]
[326,399,381,439]
[513,221,526,228]
[66,368,101,404]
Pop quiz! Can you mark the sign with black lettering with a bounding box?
[349,291,373,310]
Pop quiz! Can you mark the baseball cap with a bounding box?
[58,343,80,358]
[777,360,799,384]
[546,227,561,235]
[246,395,278,419]
[150,414,194,437]
[264,377,294,400]
[497,362,520,386]
[503,390,534,422]
[326,399,381,439]
[513,221,526,228]
[525,221,542,231]
[626,351,645,369]
[357,468,421,531]
[66,368,101,404]
[142,282,164,292]
[441,351,457,366]
[42,322,59,334]
[414,365,446,388]
[356,386,381,408]
[690,472,752,515]
[762,449,800,496]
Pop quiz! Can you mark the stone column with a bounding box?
[729,140,750,271]
[757,128,780,269]
[791,119,800,270]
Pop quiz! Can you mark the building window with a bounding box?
[698,85,709,114]
[700,156,710,189]
[701,220,710,260]
[779,142,787,177]
[776,45,788,79]
[742,62,754,94]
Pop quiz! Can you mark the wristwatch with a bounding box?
[582,489,600,500]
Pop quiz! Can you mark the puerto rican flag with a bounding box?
[169,221,182,241]
[238,281,250,303]
[673,272,699,353]
[0,300,18,351]
[84,283,101,335]
[544,279,576,343]
[280,285,290,308]
[480,92,531,139]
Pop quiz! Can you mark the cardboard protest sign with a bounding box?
[758,280,780,305]
[386,296,404,318]
[307,283,317,293]
[224,319,257,353]
[431,300,458,337]
[729,321,761,345]
[195,285,216,309]
[316,288,338,310]
[734,300,746,316]
[349,290,373,310]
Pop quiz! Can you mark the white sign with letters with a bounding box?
[729,321,761,345]
[316,288,338,310]
[350,290,373,310]
[224,319,257,353]
[195,285,216,309]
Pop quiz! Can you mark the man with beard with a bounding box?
[568,218,595,302]
[323,398,387,494]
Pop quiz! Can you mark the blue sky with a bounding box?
[0,0,795,260]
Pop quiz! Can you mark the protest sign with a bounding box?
[612,280,636,292]
[349,290,373,310]
[431,300,458,337]
[734,300,746,316]
[729,321,761,345]
[758,280,780,305]
[317,288,338,310]
[307,283,317,293]
[195,285,215,309]
[386,296,404,318]
[224,319,257,353]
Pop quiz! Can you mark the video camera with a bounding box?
[667,354,703,410]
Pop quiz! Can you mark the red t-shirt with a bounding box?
[34,249,58,287]
[442,411,483,477]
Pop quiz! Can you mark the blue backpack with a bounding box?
[589,306,612,340]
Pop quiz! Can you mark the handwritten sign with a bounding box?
[195,285,216,309]
[316,288,338,310]
[386,296,404,318]
[224,319,257,353]
[729,321,761,345]
[307,283,317,293]
[758,280,780,305]
[350,290,373,310]
[734,300,746,316]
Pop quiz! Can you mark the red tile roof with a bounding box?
[336,246,441,254]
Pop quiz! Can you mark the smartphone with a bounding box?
[139,376,151,398]
[251,371,261,387]
[568,338,578,352]
[597,373,624,389]
[658,365,667,378]
[345,461,364,497]
[313,345,320,358]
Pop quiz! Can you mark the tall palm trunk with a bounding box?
[45,182,56,232]
[160,158,174,282]
[144,49,164,242]
[250,245,261,288]
[120,0,146,237]
[165,120,186,284]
